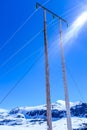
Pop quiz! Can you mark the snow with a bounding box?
[19,105,46,111]
[14,100,82,111]
[0,109,8,113]
[0,117,87,130]
[0,100,87,130]
[1,100,82,113]
[51,100,81,110]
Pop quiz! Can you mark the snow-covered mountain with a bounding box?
[0,100,87,130]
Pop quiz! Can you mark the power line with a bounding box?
[0,29,43,69]
[0,19,55,105]
[0,0,52,105]
[41,3,82,54]
[45,2,83,58]
[47,23,87,104]
[46,2,81,25]
[61,3,81,18]
[36,3,72,130]
[0,2,81,70]
[36,2,68,24]
[0,0,51,51]
[66,63,86,103]
[0,1,84,106]
[42,0,51,5]
[0,19,56,105]
[0,52,43,105]
[48,33,86,103]
[0,18,58,70]
[0,10,37,51]
[0,47,44,79]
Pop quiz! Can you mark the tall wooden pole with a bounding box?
[36,3,71,130]
[59,19,72,130]
[43,9,52,130]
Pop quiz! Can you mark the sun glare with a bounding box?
[64,11,87,45]
[73,11,87,28]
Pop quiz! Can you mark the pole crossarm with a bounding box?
[36,2,72,130]
[36,2,68,26]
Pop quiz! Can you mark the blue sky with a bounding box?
[0,0,87,109]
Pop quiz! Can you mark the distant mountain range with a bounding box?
[0,100,87,130]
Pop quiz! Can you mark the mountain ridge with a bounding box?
[0,100,87,130]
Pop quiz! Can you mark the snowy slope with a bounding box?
[0,100,87,130]
[0,117,87,130]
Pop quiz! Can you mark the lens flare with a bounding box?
[73,11,87,27]
[64,11,87,44]
[49,11,87,56]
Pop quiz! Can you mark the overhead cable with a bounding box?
[0,0,51,51]
[0,53,43,105]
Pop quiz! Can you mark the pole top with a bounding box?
[36,2,68,27]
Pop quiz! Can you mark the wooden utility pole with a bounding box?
[43,9,52,130]
[59,19,72,130]
[36,3,53,130]
[36,3,72,130]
